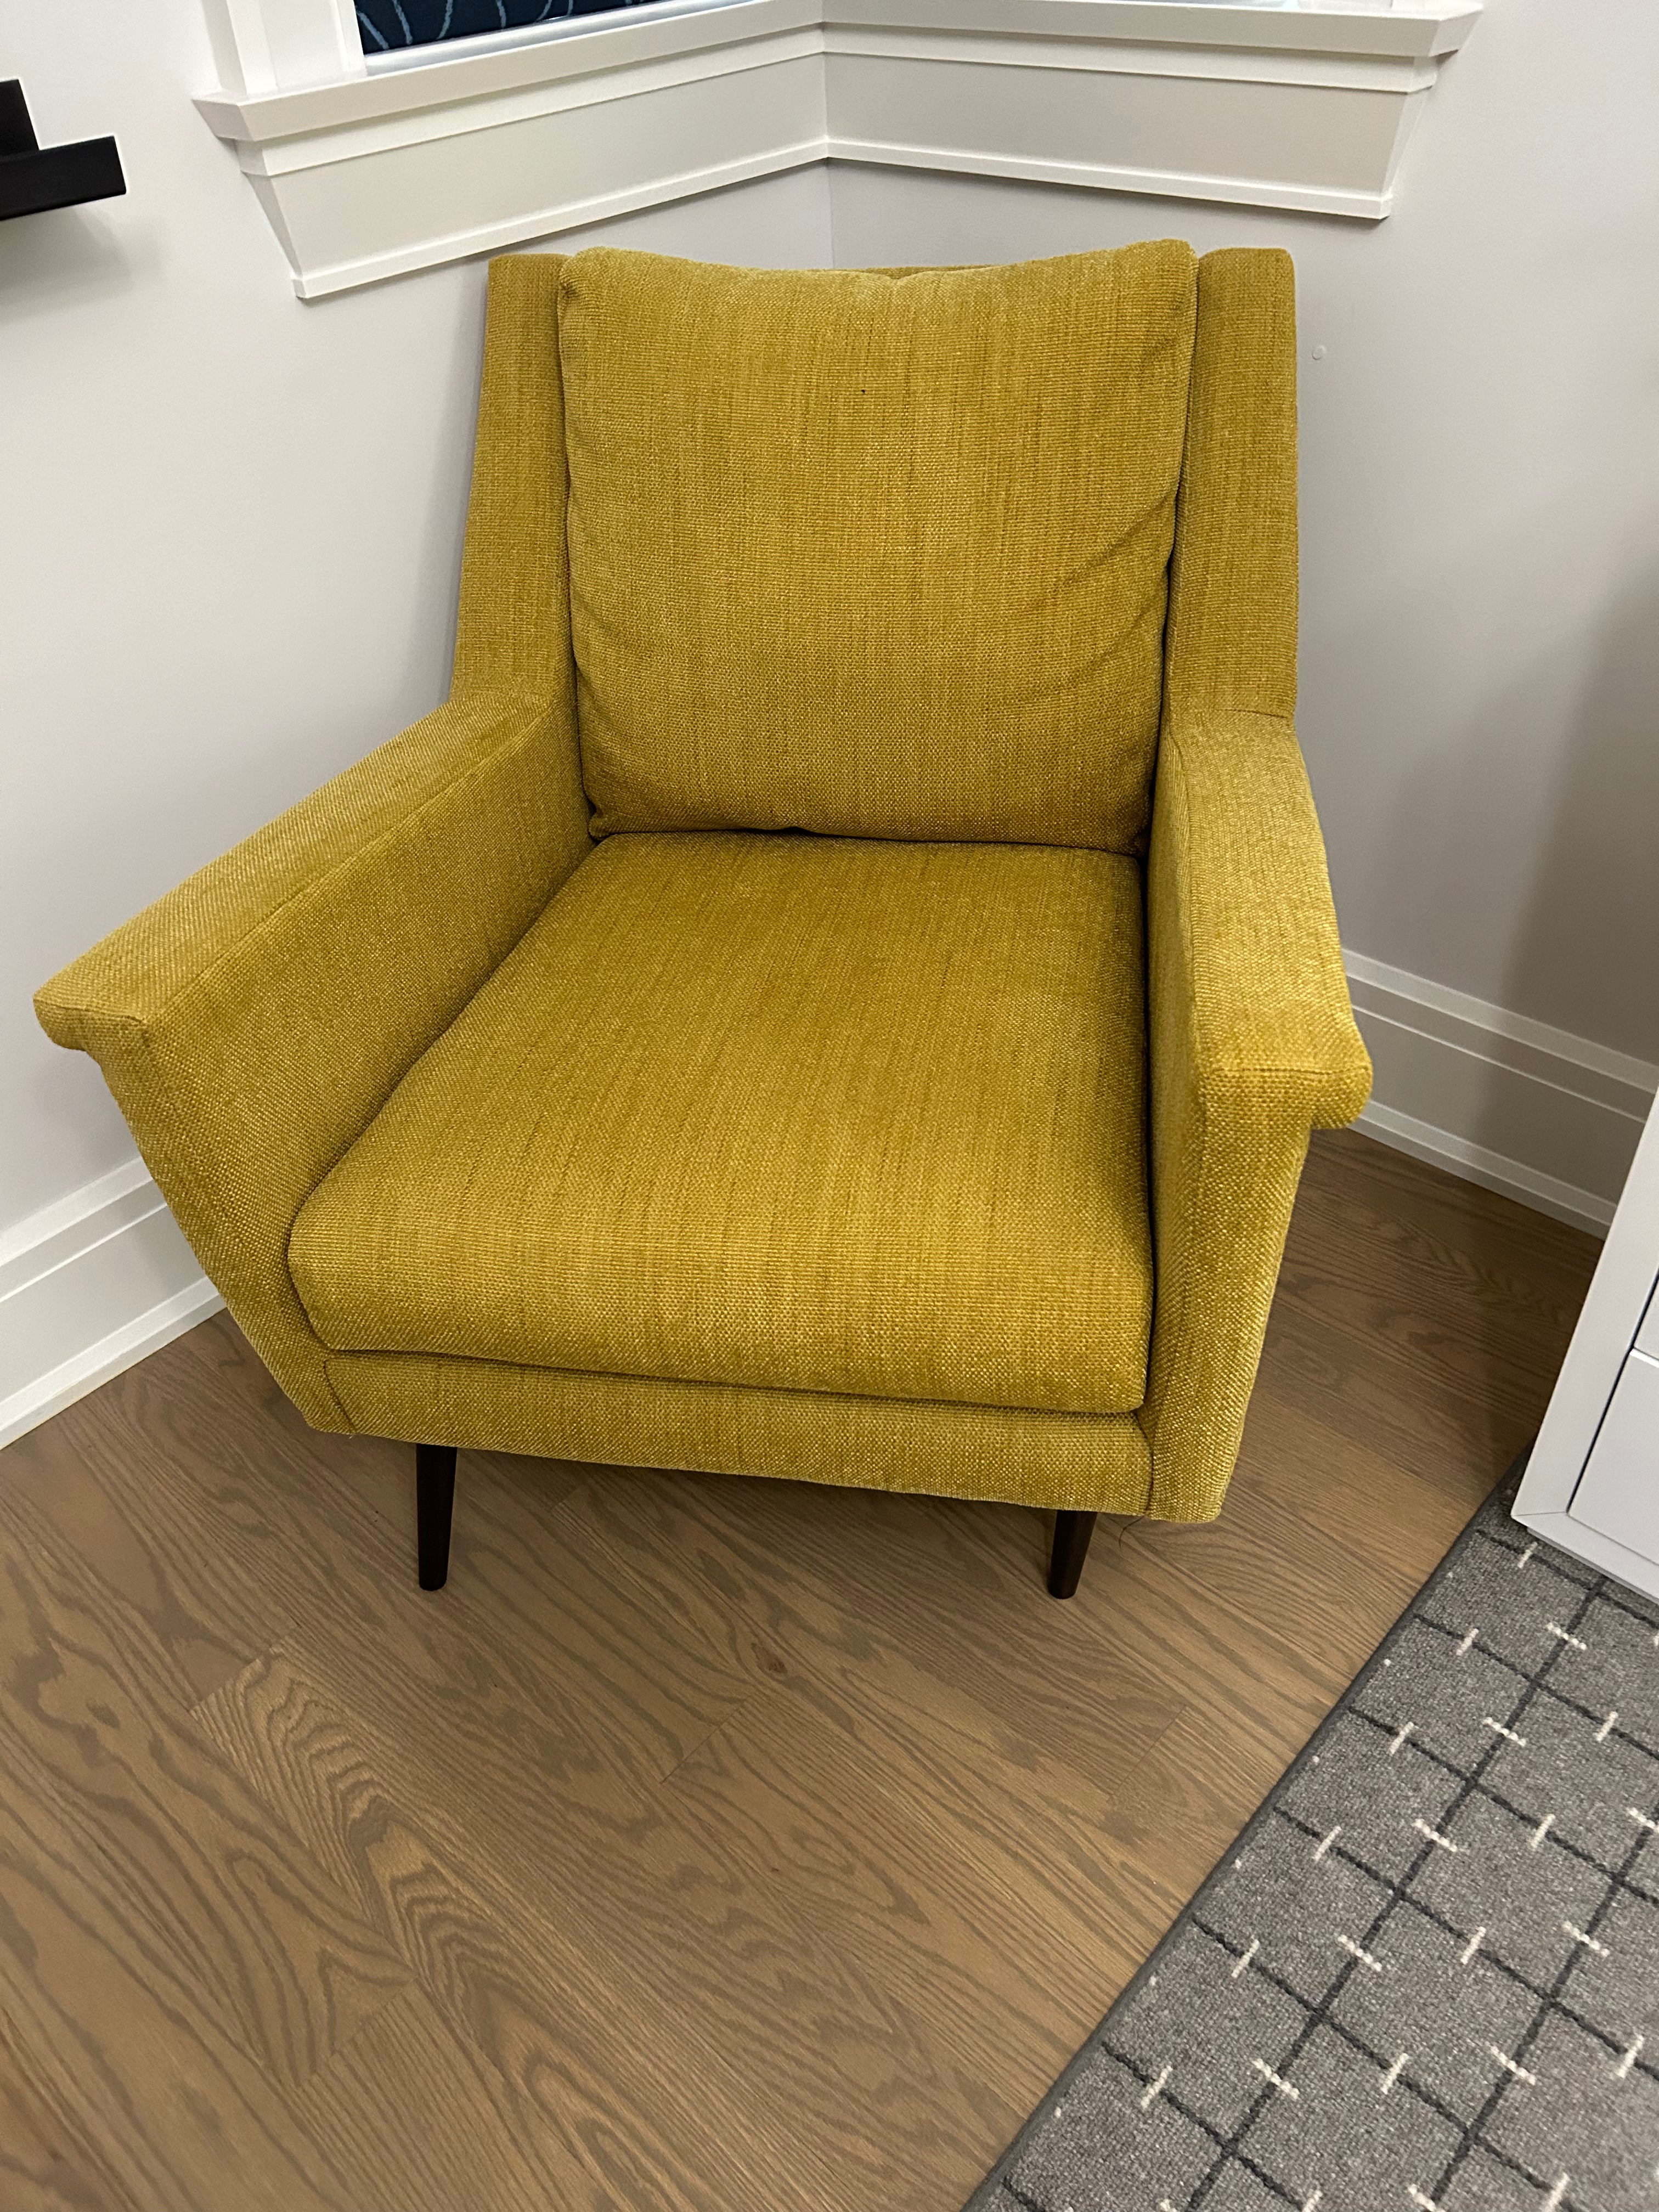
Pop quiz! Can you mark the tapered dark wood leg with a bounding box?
[415,1443,456,1591]
[1047,1509,1096,1599]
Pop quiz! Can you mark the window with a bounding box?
[357,0,653,60]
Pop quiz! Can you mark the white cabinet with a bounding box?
[1570,1348,1659,1559]
[1516,1094,1659,1599]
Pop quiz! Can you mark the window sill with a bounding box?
[195,0,1481,298]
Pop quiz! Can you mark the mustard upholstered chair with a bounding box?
[36,242,1370,1600]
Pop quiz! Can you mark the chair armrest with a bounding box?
[35,689,591,1427]
[1141,709,1370,1518]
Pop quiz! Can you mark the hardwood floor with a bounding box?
[0,1130,1598,2211]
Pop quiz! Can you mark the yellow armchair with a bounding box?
[37,241,1368,1599]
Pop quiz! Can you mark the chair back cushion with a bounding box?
[558,244,1197,850]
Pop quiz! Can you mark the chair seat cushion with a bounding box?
[558,245,1197,852]
[289,833,1153,1417]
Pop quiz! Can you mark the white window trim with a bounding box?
[196,0,1482,297]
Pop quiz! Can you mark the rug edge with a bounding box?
[961,1446,1536,2211]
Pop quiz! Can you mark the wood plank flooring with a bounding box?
[0,1130,1599,2211]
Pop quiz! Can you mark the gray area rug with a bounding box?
[967,1478,1659,2212]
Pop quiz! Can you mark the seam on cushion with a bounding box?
[324,1350,1144,1428]
[309,1319,1147,1418]
[1200,1061,1362,1094]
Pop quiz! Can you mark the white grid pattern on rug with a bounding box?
[970,1493,1659,2212]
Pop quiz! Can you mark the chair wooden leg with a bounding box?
[415,1443,456,1591]
[1047,1509,1096,1599]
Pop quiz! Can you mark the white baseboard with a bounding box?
[1345,951,1658,1239]
[0,1160,223,1454]
[1,956,1651,1452]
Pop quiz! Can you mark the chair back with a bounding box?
[453,242,1299,854]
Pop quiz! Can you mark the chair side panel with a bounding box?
[1162,247,1299,727]
[453,253,585,723]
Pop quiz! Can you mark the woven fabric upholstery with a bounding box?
[1144,709,1370,1519]
[1162,249,1300,726]
[558,244,1197,850]
[291,832,1153,1416]
[32,256,591,1427]
[1141,250,1371,1520]
[329,1353,1153,1514]
[32,691,589,1426]
[35,242,1370,1526]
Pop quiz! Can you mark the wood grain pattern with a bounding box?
[0,2006,137,2212]
[0,1130,1598,2210]
[0,1533,409,2083]
[195,1641,977,2210]
[292,1989,561,2212]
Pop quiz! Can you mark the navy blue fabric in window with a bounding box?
[357,0,638,53]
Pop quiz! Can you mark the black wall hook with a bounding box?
[0,81,125,222]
